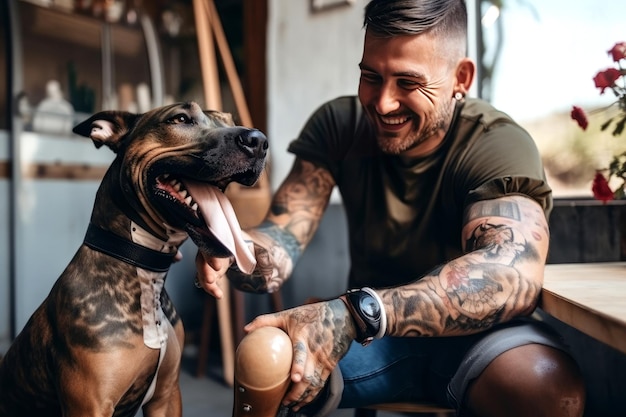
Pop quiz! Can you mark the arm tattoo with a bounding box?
[269,159,334,244]
[464,199,521,222]
[228,160,334,294]
[384,196,546,337]
[256,221,302,264]
[227,234,292,294]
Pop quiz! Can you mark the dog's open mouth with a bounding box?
[153,174,256,273]
[155,174,203,224]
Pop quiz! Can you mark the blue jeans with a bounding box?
[337,319,567,411]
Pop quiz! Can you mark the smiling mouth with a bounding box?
[379,114,411,125]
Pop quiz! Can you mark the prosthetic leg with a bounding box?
[232,327,293,417]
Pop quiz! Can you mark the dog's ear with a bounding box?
[203,110,235,127]
[73,111,139,153]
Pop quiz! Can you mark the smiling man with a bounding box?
[196,1,586,416]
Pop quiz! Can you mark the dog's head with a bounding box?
[73,102,268,263]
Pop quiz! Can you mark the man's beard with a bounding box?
[376,102,455,155]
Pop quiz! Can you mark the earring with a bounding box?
[454,92,464,101]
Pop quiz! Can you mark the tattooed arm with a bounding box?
[381,194,549,337]
[244,194,550,410]
[195,158,335,296]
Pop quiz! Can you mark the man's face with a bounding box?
[358,30,459,157]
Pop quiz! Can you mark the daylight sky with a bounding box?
[485,0,625,123]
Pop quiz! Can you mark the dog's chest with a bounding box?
[138,268,168,348]
[131,222,186,349]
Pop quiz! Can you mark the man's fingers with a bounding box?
[291,340,307,382]
[206,255,232,272]
[194,251,230,298]
[204,281,224,298]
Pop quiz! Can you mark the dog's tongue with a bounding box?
[183,181,256,274]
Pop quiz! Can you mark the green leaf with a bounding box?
[612,115,626,136]
[600,117,614,131]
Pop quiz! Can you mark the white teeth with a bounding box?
[162,176,198,209]
[380,115,409,125]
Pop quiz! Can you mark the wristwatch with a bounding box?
[339,287,386,346]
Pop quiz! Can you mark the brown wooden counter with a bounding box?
[541,262,626,354]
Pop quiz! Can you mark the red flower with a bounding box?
[570,105,588,130]
[593,68,621,94]
[591,172,614,203]
[607,41,626,62]
[572,42,626,202]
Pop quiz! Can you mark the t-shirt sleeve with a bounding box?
[459,121,553,217]
[287,96,360,179]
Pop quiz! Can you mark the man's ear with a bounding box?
[454,58,476,97]
[72,111,139,153]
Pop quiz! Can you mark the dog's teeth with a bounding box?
[191,202,198,211]
[180,189,188,198]
[184,196,193,205]
[162,174,170,179]
[174,182,181,192]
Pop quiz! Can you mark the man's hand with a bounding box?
[194,251,233,298]
[244,299,356,411]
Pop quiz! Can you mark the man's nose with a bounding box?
[375,84,401,115]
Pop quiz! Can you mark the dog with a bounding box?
[0,101,268,417]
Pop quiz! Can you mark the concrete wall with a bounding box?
[266,0,367,201]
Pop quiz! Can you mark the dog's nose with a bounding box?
[238,129,268,158]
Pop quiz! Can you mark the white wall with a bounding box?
[266,0,368,196]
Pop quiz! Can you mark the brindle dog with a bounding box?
[0,102,268,417]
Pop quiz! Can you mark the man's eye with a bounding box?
[360,73,381,84]
[168,114,192,124]
[398,79,420,89]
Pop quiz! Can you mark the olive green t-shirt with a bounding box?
[288,96,551,288]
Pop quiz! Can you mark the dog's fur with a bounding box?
[0,102,268,417]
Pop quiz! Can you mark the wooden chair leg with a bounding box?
[216,279,235,386]
[231,287,246,346]
[195,286,284,382]
[196,295,216,377]
[270,290,284,311]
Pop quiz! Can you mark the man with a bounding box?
[196,0,586,415]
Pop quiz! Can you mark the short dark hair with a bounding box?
[363,0,468,53]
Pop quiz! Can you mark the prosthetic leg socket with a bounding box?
[232,327,293,417]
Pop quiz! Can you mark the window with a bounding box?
[477,0,625,198]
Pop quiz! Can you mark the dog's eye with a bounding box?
[168,114,192,125]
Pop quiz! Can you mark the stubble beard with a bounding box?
[376,101,455,156]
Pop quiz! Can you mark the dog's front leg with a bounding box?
[58,345,160,417]
[141,320,184,417]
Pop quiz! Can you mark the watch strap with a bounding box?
[339,288,383,346]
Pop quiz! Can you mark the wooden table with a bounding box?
[541,262,626,354]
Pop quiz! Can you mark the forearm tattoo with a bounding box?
[227,228,294,294]
[228,160,334,294]
[256,221,302,264]
[384,196,546,337]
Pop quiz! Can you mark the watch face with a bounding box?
[358,294,380,320]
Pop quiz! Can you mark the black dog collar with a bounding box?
[83,223,176,273]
